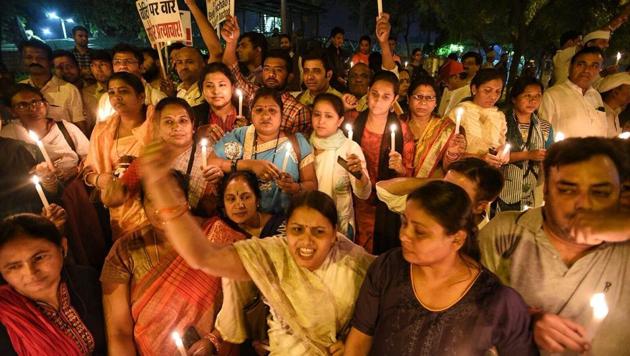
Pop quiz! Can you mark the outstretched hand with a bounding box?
[220,15,240,43]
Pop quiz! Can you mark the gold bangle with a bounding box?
[155,203,189,225]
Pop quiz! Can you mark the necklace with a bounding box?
[253,130,281,162]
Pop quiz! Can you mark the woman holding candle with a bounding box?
[101,97,224,217]
[309,93,371,239]
[191,63,249,145]
[496,77,554,212]
[83,72,153,239]
[348,70,415,254]
[344,181,536,355]
[137,148,374,354]
[211,88,317,214]
[101,171,241,356]
[404,76,466,178]
[1,84,89,183]
[0,213,106,355]
[446,68,509,168]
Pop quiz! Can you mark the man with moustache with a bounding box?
[347,62,371,112]
[52,50,85,90]
[18,39,87,133]
[479,137,630,355]
[173,46,206,107]
[296,52,343,106]
[540,47,607,137]
[221,15,311,133]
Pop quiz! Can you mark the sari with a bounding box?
[101,221,245,355]
[407,115,458,178]
[84,111,154,239]
[216,233,374,355]
[214,125,314,214]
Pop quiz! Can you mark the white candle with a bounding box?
[345,123,353,140]
[31,176,50,208]
[501,143,511,160]
[389,124,397,152]
[404,61,408,68]
[171,331,187,356]
[616,52,622,66]
[28,130,54,170]
[236,88,243,117]
[229,0,235,17]
[282,142,293,172]
[454,107,463,134]
[200,138,208,169]
[377,0,382,16]
[554,131,565,142]
[619,131,630,139]
[587,293,609,340]
[350,61,354,68]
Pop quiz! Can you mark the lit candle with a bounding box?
[200,138,208,169]
[389,124,397,152]
[377,0,382,16]
[350,61,354,68]
[554,131,565,142]
[500,143,511,160]
[236,88,243,117]
[28,130,54,170]
[31,176,50,208]
[282,142,293,172]
[619,132,630,139]
[587,293,609,340]
[98,100,115,122]
[616,52,622,66]
[404,61,408,68]
[454,107,463,134]
[171,331,187,356]
[345,123,353,140]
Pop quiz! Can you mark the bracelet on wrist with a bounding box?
[155,202,190,225]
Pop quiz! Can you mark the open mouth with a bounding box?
[297,247,315,258]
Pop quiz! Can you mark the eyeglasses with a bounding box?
[410,94,436,102]
[112,59,139,66]
[13,99,46,111]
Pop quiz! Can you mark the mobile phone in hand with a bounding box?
[337,156,362,180]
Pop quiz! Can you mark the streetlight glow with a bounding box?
[42,28,52,36]
[47,11,59,19]
[66,18,74,23]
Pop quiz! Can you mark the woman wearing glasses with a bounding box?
[210,88,317,214]
[404,77,466,178]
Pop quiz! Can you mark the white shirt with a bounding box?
[447,100,507,155]
[438,87,452,117]
[177,81,205,107]
[0,120,89,177]
[551,46,577,85]
[20,76,86,124]
[603,103,622,137]
[539,80,607,138]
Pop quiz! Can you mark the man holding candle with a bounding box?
[221,16,312,134]
[18,39,87,134]
[479,137,630,355]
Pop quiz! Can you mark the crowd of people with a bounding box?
[0,2,629,355]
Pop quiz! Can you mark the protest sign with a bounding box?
[136,0,186,45]
[179,10,193,46]
[206,0,231,29]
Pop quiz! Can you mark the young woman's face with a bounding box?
[0,235,65,303]
[202,71,234,110]
[10,91,48,123]
[158,104,194,148]
[223,177,259,225]
[312,100,343,138]
[286,206,336,271]
[108,79,145,115]
[472,78,503,109]
[251,96,282,137]
[408,84,437,118]
[367,80,397,116]
[399,200,461,266]
[512,84,542,116]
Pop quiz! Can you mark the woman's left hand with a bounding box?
[202,165,224,185]
[276,172,300,194]
[42,203,67,232]
[388,151,405,175]
[328,340,344,356]
[446,133,467,156]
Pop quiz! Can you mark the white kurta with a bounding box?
[447,100,507,155]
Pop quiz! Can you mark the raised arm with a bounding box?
[220,15,240,67]
[375,13,396,72]
[184,0,223,62]
[140,142,250,280]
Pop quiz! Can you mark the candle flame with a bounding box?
[235,88,243,97]
[590,293,609,320]
[617,52,622,61]
[98,101,115,122]
[200,138,208,147]
[404,61,408,67]
[389,124,397,132]
[345,123,352,131]
[555,132,565,142]
[455,107,464,120]
[31,175,41,185]
[28,130,40,142]
[619,132,630,139]
[350,61,354,68]
[171,331,184,348]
